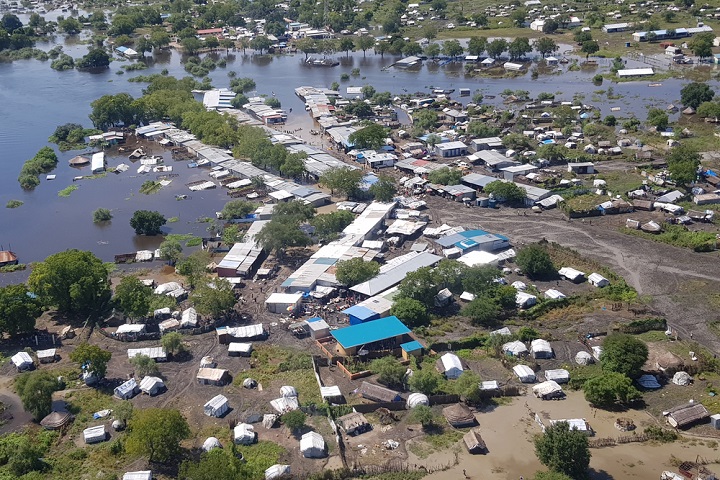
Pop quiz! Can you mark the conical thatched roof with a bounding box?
[69,155,90,166]
[40,411,72,430]
[443,403,476,427]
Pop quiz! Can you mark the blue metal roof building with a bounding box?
[436,229,510,253]
[342,305,380,325]
[331,316,411,355]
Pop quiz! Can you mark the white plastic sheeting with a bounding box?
[406,393,430,408]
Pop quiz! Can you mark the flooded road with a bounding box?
[0,33,717,272]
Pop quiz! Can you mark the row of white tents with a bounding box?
[114,376,165,400]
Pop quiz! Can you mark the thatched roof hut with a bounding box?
[69,155,90,166]
[666,402,709,428]
[443,403,476,428]
[356,382,402,403]
[40,411,72,430]
[463,428,486,454]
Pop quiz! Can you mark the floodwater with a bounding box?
[418,390,720,480]
[0,29,718,276]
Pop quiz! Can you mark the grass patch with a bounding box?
[235,441,286,479]
[6,199,23,208]
[186,237,202,247]
[408,427,463,459]
[64,389,122,436]
[165,233,202,247]
[0,263,27,273]
[139,180,162,194]
[58,185,79,197]
[167,216,179,223]
[622,224,718,252]
[597,171,645,197]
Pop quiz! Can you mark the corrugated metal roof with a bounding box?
[331,316,409,348]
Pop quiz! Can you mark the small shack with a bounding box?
[229,342,253,357]
[83,425,107,444]
[11,352,33,371]
[400,340,424,361]
[463,428,487,454]
[197,368,231,386]
[234,423,256,445]
[265,465,291,480]
[36,348,57,364]
[40,411,72,430]
[265,292,303,313]
[114,378,139,400]
[123,472,152,480]
[532,380,564,400]
[545,369,570,384]
[139,376,165,396]
[356,381,402,403]
[513,364,536,383]
[531,339,553,359]
[204,394,230,417]
[588,273,609,287]
[320,386,343,403]
[307,317,330,339]
[666,402,710,428]
[437,352,465,379]
[181,307,198,328]
[443,403,476,428]
[300,431,326,458]
[337,412,371,435]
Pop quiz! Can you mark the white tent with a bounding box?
[591,346,603,361]
[233,423,255,445]
[300,431,326,458]
[513,364,536,383]
[588,273,609,288]
[36,348,57,364]
[545,369,570,384]
[265,464,291,480]
[114,378,139,400]
[502,340,528,356]
[544,289,566,300]
[159,318,180,333]
[270,396,299,413]
[181,307,198,328]
[516,292,537,308]
[83,425,107,444]
[11,352,33,371]
[672,371,692,386]
[229,342,253,356]
[575,351,594,365]
[533,380,564,399]
[320,386,343,402]
[407,392,430,408]
[558,267,586,283]
[155,282,182,295]
[204,394,229,417]
[117,324,146,335]
[139,376,165,396]
[531,339,553,359]
[491,327,512,336]
[123,472,152,480]
[481,380,500,391]
[280,385,298,398]
[202,437,222,452]
[438,352,464,379]
[511,281,527,290]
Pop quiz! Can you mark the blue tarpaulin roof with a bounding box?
[331,316,409,348]
[342,305,377,321]
[400,340,423,352]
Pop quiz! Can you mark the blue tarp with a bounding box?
[331,316,409,348]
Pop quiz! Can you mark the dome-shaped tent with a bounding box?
[406,393,430,409]
[203,437,222,452]
[575,351,594,365]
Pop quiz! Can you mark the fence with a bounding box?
[589,433,649,448]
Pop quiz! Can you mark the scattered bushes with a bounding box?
[18,147,58,189]
[92,208,113,223]
[6,200,23,208]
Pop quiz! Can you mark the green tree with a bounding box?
[427,166,462,185]
[583,372,642,408]
[534,421,591,479]
[69,343,112,379]
[158,238,183,266]
[466,121,500,138]
[433,259,467,294]
[250,35,272,54]
[398,267,437,308]
[409,368,443,395]
[369,174,397,202]
[191,279,236,318]
[335,258,380,286]
[355,36,374,57]
[542,18,559,34]
[89,92,136,129]
[280,155,306,179]
[28,249,111,316]
[309,210,355,242]
[533,471,574,480]
[535,37,558,58]
[181,37,202,55]
[390,297,430,328]
[581,40,599,60]
[93,208,112,223]
[114,401,134,425]
[221,225,241,244]
[265,97,281,108]
[370,356,406,388]
[462,297,501,326]
[176,250,211,289]
[130,210,166,235]
[424,43,441,58]
[126,408,190,463]
[508,37,532,60]
[273,200,316,223]
[453,370,482,404]
[467,36,488,56]
[339,37,354,57]
[76,48,111,68]
[282,409,306,432]
[646,108,669,131]
[483,180,527,204]
[441,39,463,58]
[666,144,700,186]
[689,32,714,58]
[696,101,720,120]
[15,371,58,421]
[516,244,555,279]
[296,37,318,60]
[58,17,82,34]
[130,354,159,377]
[255,220,312,258]
[221,200,257,220]
[413,109,439,130]
[161,331,186,357]
[574,30,592,44]
[0,432,47,476]
[600,333,648,378]
[680,82,715,109]
[349,123,387,150]
[114,276,152,320]
[486,38,508,59]
[409,404,435,429]
[0,284,41,336]
[462,266,500,296]
[179,449,247,480]
[320,166,363,198]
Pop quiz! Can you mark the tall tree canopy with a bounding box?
[534,421,591,479]
[600,333,648,378]
[0,284,42,336]
[126,408,190,463]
